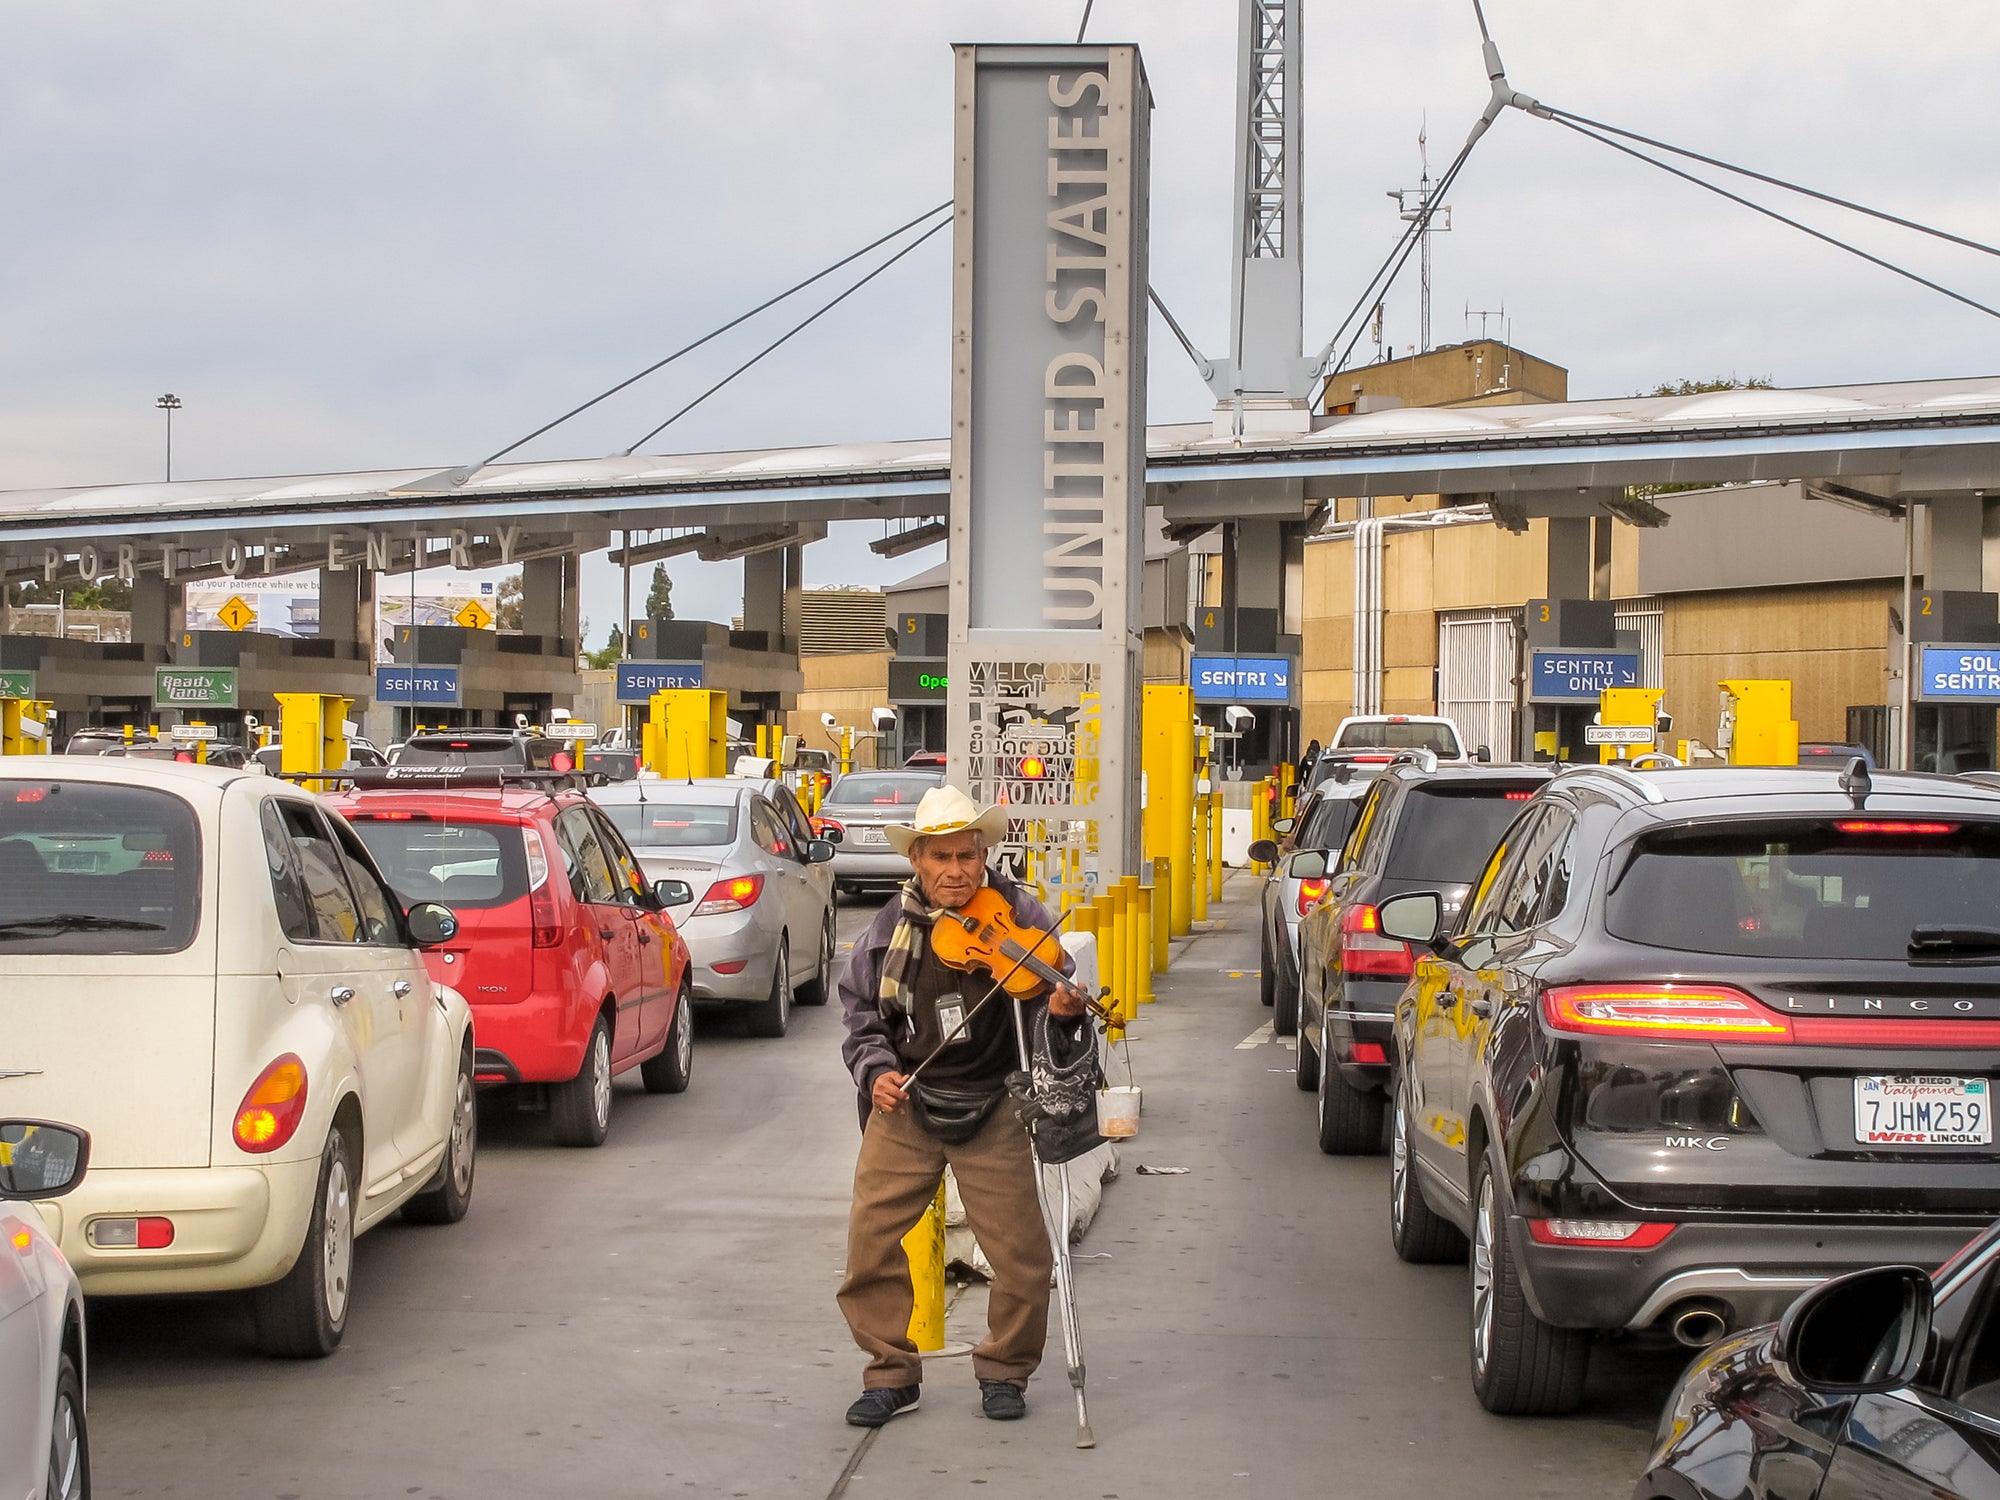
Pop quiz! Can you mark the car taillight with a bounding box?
[1296,878,1329,917]
[1542,984,1793,1043]
[1504,791,1534,800]
[1528,1219,1677,1249]
[234,1054,309,1153]
[1352,1041,1388,1065]
[1834,821,1959,835]
[1341,903,1412,978]
[812,816,846,839]
[695,875,764,917]
[524,826,562,948]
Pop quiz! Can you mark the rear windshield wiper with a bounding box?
[1909,925,2000,957]
[0,914,167,940]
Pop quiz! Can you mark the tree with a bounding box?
[645,562,674,622]
[495,572,524,631]
[584,625,624,670]
[1643,375,1774,397]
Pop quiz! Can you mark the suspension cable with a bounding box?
[1148,285,1210,381]
[1076,0,1094,43]
[1545,105,2000,262]
[1549,114,2000,323]
[622,215,953,454]
[480,200,950,468]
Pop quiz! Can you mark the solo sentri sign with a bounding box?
[1919,645,2000,702]
[155,667,238,709]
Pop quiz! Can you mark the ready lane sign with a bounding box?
[156,667,239,709]
[375,666,462,706]
[1920,646,2000,702]
[0,670,34,700]
[1528,650,1640,704]
[616,662,705,702]
[1190,655,1293,704]
[1584,724,1654,746]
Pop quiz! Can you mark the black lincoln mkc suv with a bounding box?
[1378,760,2000,1415]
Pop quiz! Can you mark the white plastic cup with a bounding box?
[1097,1085,1141,1139]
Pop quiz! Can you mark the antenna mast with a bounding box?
[1389,126,1452,354]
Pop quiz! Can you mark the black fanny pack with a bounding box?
[909,1081,1007,1144]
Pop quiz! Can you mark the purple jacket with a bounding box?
[838,874,1071,1104]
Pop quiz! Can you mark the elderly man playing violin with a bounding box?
[835,784,1091,1429]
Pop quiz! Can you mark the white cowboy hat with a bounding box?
[884,784,1010,855]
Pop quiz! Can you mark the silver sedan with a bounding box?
[590,779,836,1040]
[815,769,943,897]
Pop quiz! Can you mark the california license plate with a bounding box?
[1854,1076,1992,1145]
[852,827,889,846]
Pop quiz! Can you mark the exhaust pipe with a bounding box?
[1670,1302,1730,1349]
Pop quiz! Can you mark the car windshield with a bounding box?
[1336,721,1462,756]
[398,737,561,770]
[1384,785,1538,885]
[825,775,939,807]
[1607,820,2000,960]
[347,815,530,910]
[600,801,738,849]
[0,782,200,953]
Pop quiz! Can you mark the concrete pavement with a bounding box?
[83,873,1685,1498]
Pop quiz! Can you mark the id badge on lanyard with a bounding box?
[934,993,968,1047]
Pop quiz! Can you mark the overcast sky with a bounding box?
[6,1,1999,637]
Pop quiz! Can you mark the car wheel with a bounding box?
[46,1351,87,1500]
[1469,1155,1590,1415]
[1389,1077,1467,1261]
[797,914,835,1006]
[403,1046,477,1224]
[641,979,695,1094]
[551,1013,614,1147]
[745,938,792,1038]
[1259,919,1275,1008]
[252,1126,355,1357]
[1294,1008,1319,1093]
[1272,942,1299,1037]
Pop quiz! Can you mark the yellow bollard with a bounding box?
[1193,794,1211,923]
[1150,858,1171,973]
[901,1177,948,1353]
[1209,789,1225,904]
[1127,877,1152,1005]
[1128,876,1144,1016]
[1094,893,1119,1013]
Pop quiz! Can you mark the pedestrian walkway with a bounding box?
[828,870,1674,1498]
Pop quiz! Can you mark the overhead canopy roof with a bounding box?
[5,374,2000,555]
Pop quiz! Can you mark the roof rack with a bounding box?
[278,766,598,794]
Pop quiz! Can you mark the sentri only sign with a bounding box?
[1920,645,2000,701]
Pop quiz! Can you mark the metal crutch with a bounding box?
[1010,993,1095,1449]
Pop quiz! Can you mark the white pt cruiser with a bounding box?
[0,758,477,1357]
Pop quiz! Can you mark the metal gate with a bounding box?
[1615,597,1665,689]
[1437,609,1517,760]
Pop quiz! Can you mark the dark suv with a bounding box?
[1294,756,1551,1153]
[1379,762,2000,1415]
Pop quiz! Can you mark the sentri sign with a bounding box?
[1528,650,1641,704]
[1920,645,2000,702]
[1191,655,1293,705]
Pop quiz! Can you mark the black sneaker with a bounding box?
[845,1385,921,1428]
[979,1380,1027,1420]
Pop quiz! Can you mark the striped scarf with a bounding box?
[877,874,955,1019]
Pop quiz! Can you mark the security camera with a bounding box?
[820,711,838,730]
[1224,705,1255,730]
[871,707,896,732]
[515,712,530,732]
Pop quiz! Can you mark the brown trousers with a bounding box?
[836,1098,1055,1389]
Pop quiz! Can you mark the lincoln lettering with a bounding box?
[1040,70,1112,628]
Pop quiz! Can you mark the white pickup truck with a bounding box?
[1327,714,1476,764]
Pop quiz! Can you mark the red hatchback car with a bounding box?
[325,769,695,1147]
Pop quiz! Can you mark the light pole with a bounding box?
[155,393,182,481]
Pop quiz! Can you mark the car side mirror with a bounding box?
[654,878,694,907]
[1377,891,1444,946]
[0,1121,89,1200]
[1771,1265,1932,1394]
[1289,849,1328,880]
[1475,744,1492,763]
[1270,816,1296,836]
[806,839,837,864]
[1247,839,1280,864]
[405,902,460,948]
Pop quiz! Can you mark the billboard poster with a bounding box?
[185,574,321,637]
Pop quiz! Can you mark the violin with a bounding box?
[928,886,1073,999]
[928,887,1121,1031]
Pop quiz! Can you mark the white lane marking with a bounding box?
[1236,1022,1273,1050]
